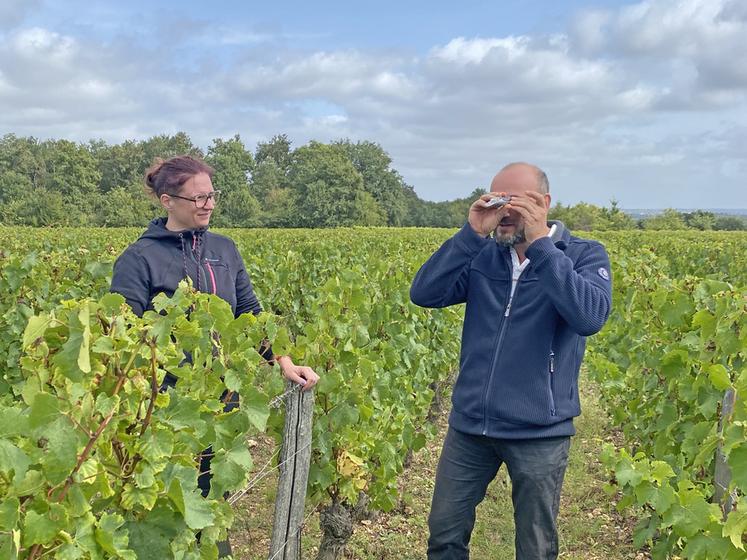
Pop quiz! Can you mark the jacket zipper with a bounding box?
[190,251,204,291]
[185,235,209,293]
[549,350,556,416]
[481,251,519,435]
[504,292,515,317]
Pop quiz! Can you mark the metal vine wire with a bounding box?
[227,439,312,506]
[227,383,311,506]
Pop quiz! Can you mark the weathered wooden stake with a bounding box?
[269,382,315,560]
[714,388,737,519]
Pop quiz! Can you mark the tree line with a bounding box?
[0,132,744,230]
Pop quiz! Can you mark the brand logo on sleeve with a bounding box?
[597,267,610,280]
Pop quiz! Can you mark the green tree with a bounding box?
[683,210,716,230]
[262,187,297,228]
[93,140,147,193]
[550,202,606,230]
[6,187,68,225]
[252,135,294,219]
[601,200,636,230]
[0,170,33,211]
[42,139,101,222]
[406,200,450,227]
[211,187,262,228]
[206,135,254,197]
[713,215,747,230]
[401,188,426,226]
[0,134,47,189]
[140,133,202,168]
[287,142,369,227]
[550,201,636,230]
[94,181,158,227]
[354,191,387,226]
[643,209,687,230]
[332,139,410,226]
[449,188,484,227]
[255,134,293,174]
[250,160,287,204]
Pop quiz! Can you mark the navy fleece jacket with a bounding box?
[111,217,262,318]
[410,221,612,439]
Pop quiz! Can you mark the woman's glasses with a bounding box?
[168,190,222,208]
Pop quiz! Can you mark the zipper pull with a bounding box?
[504,297,513,317]
[550,351,555,373]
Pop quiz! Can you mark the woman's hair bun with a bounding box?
[143,155,214,198]
[144,158,166,192]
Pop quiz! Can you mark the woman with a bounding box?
[110,155,318,555]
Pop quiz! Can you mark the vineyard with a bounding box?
[0,227,745,559]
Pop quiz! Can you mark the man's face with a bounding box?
[494,219,526,246]
[490,166,540,246]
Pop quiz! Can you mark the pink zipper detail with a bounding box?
[205,262,217,294]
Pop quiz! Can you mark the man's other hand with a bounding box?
[506,191,550,244]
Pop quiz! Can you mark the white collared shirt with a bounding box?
[505,224,556,316]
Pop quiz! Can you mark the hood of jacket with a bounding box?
[139,217,207,243]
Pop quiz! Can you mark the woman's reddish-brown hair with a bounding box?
[144,155,214,198]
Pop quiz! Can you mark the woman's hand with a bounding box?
[276,355,320,391]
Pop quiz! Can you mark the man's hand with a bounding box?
[277,355,319,391]
[506,191,550,244]
[468,193,509,236]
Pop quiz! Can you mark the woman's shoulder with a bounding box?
[115,228,174,266]
[204,231,243,261]
[205,231,242,252]
[204,230,237,246]
[120,235,165,257]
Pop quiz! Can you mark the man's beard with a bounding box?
[494,226,526,247]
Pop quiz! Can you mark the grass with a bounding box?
[229,376,648,559]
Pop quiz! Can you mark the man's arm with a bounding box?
[508,189,611,335]
[525,238,612,336]
[410,223,490,308]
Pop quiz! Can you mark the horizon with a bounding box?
[618,207,747,214]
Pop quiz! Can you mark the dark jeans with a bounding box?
[427,427,570,560]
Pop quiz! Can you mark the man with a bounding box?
[410,162,612,559]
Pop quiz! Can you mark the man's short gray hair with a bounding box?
[536,168,549,195]
[501,162,550,194]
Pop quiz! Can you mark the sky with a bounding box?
[1,0,746,209]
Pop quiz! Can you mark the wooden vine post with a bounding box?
[714,388,737,519]
[269,382,315,559]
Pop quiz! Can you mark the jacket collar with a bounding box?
[548,220,570,249]
[139,217,209,244]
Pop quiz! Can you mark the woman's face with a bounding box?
[161,173,216,231]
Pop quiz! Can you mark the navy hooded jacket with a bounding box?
[110,217,262,318]
[410,221,612,439]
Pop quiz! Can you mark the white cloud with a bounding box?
[615,86,662,110]
[571,10,613,53]
[230,50,420,103]
[0,0,745,208]
[0,0,41,31]
[431,37,521,65]
[9,27,78,76]
[573,0,747,96]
